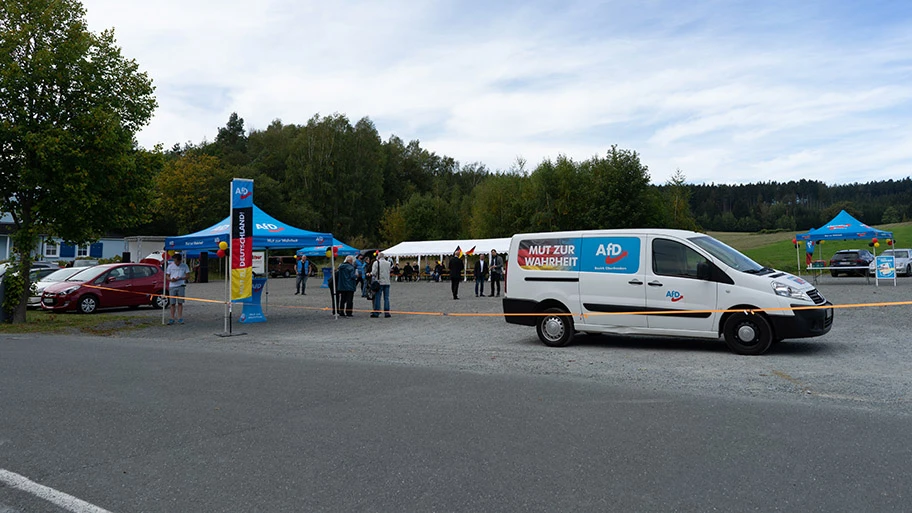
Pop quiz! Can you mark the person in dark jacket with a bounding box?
[336,256,358,317]
[448,251,464,300]
[473,253,489,297]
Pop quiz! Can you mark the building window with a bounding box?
[77,245,89,257]
[45,241,58,258]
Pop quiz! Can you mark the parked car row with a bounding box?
[36,263,168,314]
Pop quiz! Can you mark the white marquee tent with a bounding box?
[382,238,511,280]
[383,238,510,258]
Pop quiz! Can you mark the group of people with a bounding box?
[390,261,421,282]
[447,249,504,300]
[329,253,392,318]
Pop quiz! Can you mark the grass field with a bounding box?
[710,222,912,273]
[0,310,156,334]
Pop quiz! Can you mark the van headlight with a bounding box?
[771,281,807,300]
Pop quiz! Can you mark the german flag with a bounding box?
[455,246,463,258]
[465,246,476,256]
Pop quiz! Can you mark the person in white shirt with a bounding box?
[166,253,190,325]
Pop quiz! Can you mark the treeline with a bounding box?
[146,113,911,246]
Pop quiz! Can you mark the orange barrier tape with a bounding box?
[83,284,225,304]
[82,284,910,318]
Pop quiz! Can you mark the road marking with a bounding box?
[0,469,112,513]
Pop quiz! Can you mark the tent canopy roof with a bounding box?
[297,238,360,257]
[165,206,333,251]
[796,210,893,241]
[382,238,511,258]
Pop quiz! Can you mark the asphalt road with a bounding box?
[1,334,910,512]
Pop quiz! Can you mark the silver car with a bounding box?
[868,248,912,276]
[28,266,92,308]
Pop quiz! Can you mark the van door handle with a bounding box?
[648,281,663,287]
[628,279,643,285]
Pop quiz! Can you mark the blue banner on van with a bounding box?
[580,237,641,274]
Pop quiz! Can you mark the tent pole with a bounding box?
[161,249,167,324]
[331,246,337,319]
[263,248,269,316]
[224,244,231,334]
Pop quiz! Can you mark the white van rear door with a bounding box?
[645,236,718,333]
[578,235,647,328]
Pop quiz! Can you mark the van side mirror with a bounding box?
[697,262,712,281]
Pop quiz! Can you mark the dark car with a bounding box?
[41,263,168,313]
[829,249,874,277]
[268,256,298,278]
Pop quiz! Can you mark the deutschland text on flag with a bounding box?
[231,179,254,300]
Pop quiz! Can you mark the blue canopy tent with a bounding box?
[796,210,893,242]
[163,206,337,317]
[164,205,333,251]
[795,210,893,274]
[296,239,360,258]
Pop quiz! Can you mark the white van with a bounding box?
[503,229,833,355]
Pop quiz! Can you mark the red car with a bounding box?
[41,263,168,314]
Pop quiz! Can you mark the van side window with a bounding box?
[652,239,708,279]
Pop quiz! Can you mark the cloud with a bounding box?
[81,0,912,184]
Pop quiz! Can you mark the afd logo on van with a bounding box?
[580,237,641,274]
[666,290,684,302]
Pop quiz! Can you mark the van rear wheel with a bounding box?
[723,313,773,355]
[536,308,574,347]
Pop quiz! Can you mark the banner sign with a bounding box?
[516,237,642,274]
[517,238,580,271]
[238,277,267,323]
[231,179,254,300]
[875,255,895,280]
[580,237,641,274]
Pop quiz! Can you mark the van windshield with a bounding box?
[688,235,765,273]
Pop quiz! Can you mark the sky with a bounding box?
[80,0,912,185]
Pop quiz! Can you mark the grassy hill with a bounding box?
[709,222,912,274]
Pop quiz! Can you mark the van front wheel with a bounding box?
[723,313,773,355]
[537,308,574,347]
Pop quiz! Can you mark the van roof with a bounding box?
[511,228,705,239]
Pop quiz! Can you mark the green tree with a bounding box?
[0,0,157,323]
[154,153,232,233]
[881,205,902,224]
[664,169,698,230]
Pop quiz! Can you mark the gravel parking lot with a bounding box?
[103,273,912,416]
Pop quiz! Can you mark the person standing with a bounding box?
[448,250,464,300]
[355,254,366,297]
[166,253,190,325]
[371,252,392,318]
[336,256,357,317]
[474,254,488,297]
[489,250,504,297]
[295,255,309,295]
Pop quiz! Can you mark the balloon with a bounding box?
[792,239,797,244]
[218,241,228,250]
[326,248,332,258]
[868,242,874,247]
[872,237,878,244]
[333,246,339,256]
[888,239,894,246]
[875,242,880,248]
[167,250,175,256]
[217,249,225,258]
